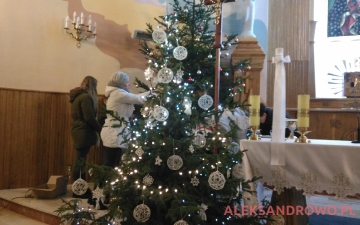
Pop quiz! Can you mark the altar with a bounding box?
[241,138,360,199]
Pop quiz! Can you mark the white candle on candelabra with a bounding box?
[65,16,69,28]
[80,12,84,24]
[297,94,310,127]
[93,22,97,34]
[88,15,92,31]
[73,11,76,23]
[76,16,80,28]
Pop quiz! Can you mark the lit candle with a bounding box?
[65,16,69,28]
[80,12,84,24]
[93,22,97,34]
[297,94,310,127]
[249,95,260,126]
[73,11,76,23]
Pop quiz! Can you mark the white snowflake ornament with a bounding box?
[232,163,245,179]
[133,204,151,222]
[191,176,200,186]
[155,155,162,165]
[72,178,88,195]
[152,105,169,121]
[135,146,144,157]
[176,68,184,77]
[167,155,183,170]
[173,46,188,60]
[143,174,154,186]
[198,94,213,110]
[189,144,194,153]
[92,186,104,199]
[144,67,154,80]
[157,67,174,83]
[174,219,189,225]
[208,171,226,190]
[152,27,167,44]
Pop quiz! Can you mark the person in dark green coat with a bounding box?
[69,76,102,198]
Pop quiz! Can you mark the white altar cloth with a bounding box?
[240,138,360,199]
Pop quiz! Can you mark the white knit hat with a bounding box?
[108,71,129,88]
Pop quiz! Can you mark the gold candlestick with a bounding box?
[295,127,311,143]
[248,126,259,140]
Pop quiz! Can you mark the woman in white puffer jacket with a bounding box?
[100,71,148,168]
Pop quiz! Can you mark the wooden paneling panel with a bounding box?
[288,108,358,141]
[267,0,313,108]
[267,61,310,108]
[0,88,102,189]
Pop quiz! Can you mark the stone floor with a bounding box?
[0,185,360,224]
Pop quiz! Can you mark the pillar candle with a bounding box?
[297,94,310,127]
[76,17,80,28]
[93,22,97,34]
[249,95,260,126]
[65,16,69,28]
[80,12,84,24]
[73,11,76,23]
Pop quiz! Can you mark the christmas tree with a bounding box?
[56,0,266,224]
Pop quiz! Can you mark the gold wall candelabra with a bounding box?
[64,12,97,48]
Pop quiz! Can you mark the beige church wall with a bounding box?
[0,0,165,95]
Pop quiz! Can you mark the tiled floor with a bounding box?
[0,185,360,224]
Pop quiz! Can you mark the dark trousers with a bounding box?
[72,146,91,182]
[103,146,122,169]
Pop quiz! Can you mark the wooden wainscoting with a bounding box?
[0,88,103,189]
[287,98,359,141]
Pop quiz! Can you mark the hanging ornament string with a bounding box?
[198,87,213,110]
[72,169,89,195]
[167,139,183,170]
[173,38,188,61]
[173,139,175,155]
